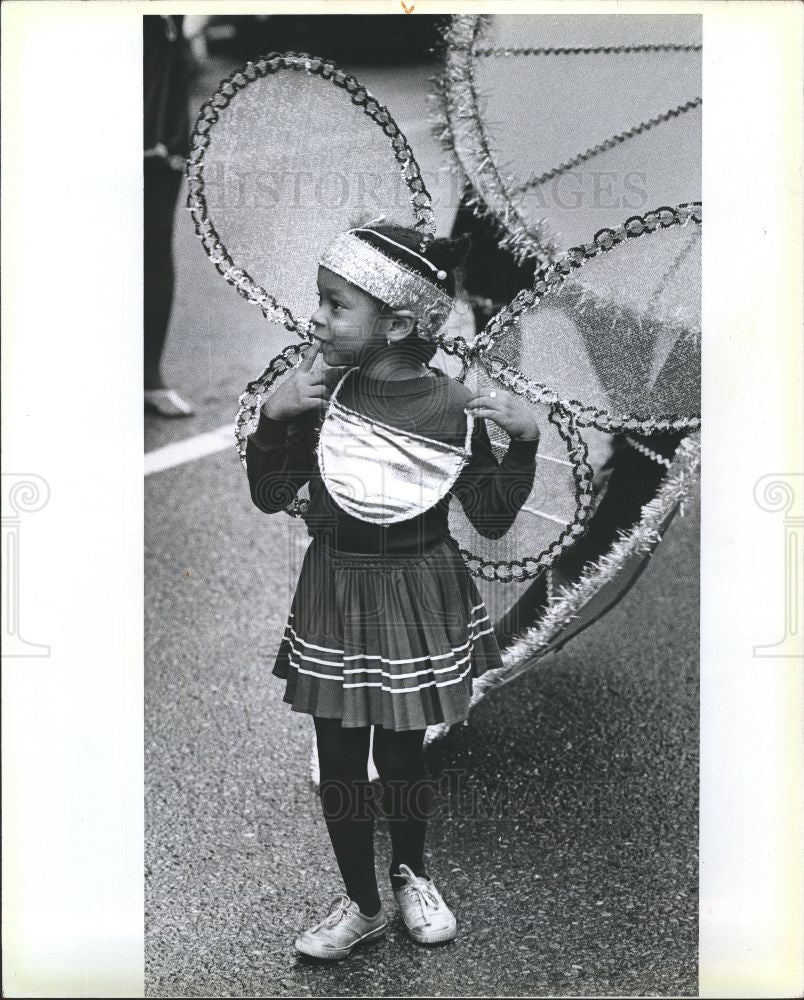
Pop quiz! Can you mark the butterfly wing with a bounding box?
[187,53,434,333]
[433,13,701,261]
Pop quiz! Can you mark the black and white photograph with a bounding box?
[2,2,802,998]
[145,10,702,995]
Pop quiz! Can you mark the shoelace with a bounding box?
[311,893,353,932]
[395,864,441,924]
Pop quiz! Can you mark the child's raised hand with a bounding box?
[261,341,346,420]
[464,387,541,441]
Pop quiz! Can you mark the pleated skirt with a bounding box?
[272,534,503,731]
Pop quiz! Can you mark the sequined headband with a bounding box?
[318,232,454,339]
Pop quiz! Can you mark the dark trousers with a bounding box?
[144,158,183,387]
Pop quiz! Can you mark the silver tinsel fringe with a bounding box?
[429,15,560,267]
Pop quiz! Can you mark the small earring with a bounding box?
[386,336,392,347]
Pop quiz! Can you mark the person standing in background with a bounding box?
[449,185,537,332]
[143,14,206,417]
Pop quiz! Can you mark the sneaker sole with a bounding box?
[406,922,457,945]
[293,922,387,960]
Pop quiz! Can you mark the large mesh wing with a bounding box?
[433,14,701,262]
[187,53,434,333]
[474,205,701,433]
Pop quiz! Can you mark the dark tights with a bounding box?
[313,717,434,918]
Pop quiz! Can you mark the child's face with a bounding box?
[311,267,388,367]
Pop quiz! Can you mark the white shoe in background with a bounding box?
[144,388,195,418]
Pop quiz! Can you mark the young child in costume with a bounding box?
[245,223,540,960]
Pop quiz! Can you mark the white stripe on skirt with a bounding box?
[284,617,490,666]
[283,622,494,685]
[287,655,475,693]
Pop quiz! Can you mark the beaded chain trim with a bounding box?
[234,342,307,465]
[455,403,595,582]
[186,52,436,337]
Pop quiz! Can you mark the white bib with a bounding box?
[317,367,474,525]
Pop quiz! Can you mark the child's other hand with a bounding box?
[261,342,346,420]
[464,387,541,441]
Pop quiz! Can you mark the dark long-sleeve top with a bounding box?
[246,368,539,555]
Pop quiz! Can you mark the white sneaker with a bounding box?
[144,388,195,418]
[294,894,387,960]
[392,864,457,945]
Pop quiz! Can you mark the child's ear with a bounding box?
[381,310,416,342]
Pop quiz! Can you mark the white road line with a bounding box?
[144,424,234,476]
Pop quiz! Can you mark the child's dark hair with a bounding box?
[353,224,471,364]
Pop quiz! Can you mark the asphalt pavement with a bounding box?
[145,56,698,998]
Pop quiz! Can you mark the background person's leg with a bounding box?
[143,158,194,415]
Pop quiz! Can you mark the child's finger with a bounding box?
[299,392,331,412]
[464,394,502,411]
[314,366,350,388]
[298,340,321,372]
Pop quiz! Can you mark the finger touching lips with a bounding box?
[299,340,321,371]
